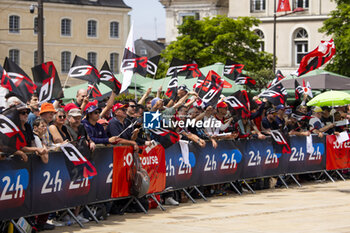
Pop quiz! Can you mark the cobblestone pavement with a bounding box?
[47,180,350,233]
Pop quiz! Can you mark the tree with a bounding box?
[157,15,273,81]
[319,0,350,76]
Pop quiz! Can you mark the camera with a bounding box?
[30,4,35,14]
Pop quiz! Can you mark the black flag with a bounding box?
[235,74,256,87]
[271,130,291,154]
[99,61,121,94]
[294,80,304,101]
[68,55,100,84]
[0,65,24,102]
[146,55,160,77]
[87,82,102,99]
[197,70,224,107]
[225,90,251,119]
[223,59,244,81]
[0,106,27,155]
[166,58,198,79]
[165,69,178,101]
[32,62,64,104]
[4,57,37,103]
[260,83,287,106]
[267,70,285,88]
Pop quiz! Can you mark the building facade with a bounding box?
[0,0,131,87]
[159,0,336,74]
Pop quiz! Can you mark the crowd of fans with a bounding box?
[1,85,350,231]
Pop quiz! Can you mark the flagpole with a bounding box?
[134,81,137,101]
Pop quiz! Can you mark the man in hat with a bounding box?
[39,102,57,147]
[66,108,96,151]
[261,108,279,133]
[309,106,335,137]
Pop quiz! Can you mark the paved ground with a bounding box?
[47,180,350,233]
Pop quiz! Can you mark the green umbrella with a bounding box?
[307,90,350,107]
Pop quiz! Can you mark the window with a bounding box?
[293,0,309,9]
[110,21,119,38]
[34,50,38,66]
[9,49,20,65]
[255,29,265,52]
[61,18,71,36]
[294,28,308,65]
[110,53,119,73]
[179,12,200,24]
[251,0,265,12]
[140,48,147,56]
[87,20,97,37]
[34,17,45,34]
[87,52,97,67]
[9,15,20,33]
[61,51,71,73]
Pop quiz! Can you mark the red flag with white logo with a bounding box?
[277,0,291,12]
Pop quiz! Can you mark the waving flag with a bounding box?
[121,49,148,76]
[267,70,285,88]
[165,69,178,101]
[149,128,180,149]
[87,82,102,99]
[277,0,291,12]
[0,65,24,102]
[32,62,64,104]
[68,55,100,84]
[235,74,256,87]
[100,61,121,94]
[303,79,313,98]
[166,58,198,79]
[197,70,224,107]
[223,59,244,81]
[294,80,304,100]
[4,57,37,103]
[146,55,160,77]
[225,90,251,119]
[120,23,135,93]
[260,83,287,106]
[0,106,27,155]
[271,130,291,154]
[297,39,336,76]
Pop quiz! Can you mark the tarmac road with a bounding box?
[47,180,350,233]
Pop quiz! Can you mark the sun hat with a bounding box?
[39,103,57,115]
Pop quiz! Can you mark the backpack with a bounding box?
[129,151,150,198]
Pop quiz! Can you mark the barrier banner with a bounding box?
[0,157,31,221]
[111,145,166,198]
[139,145,166,194]
[90,146,114,202]
[111,146,134,198]
[282,135,326,174]
[326,134,350,170]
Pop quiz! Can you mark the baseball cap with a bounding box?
[85,105,101,114]
[216,101,228,108]
[151,97,161,109]
[266,108,276,115]
[112,103,128,112]
[68,108,82,117]
[276,104,285,111]
[64,103,79,113]
[313,106,323,113]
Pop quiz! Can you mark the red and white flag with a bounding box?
[277,0,291,12]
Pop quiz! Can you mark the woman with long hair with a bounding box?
[49,108,72,143]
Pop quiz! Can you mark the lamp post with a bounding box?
[273,0,304,74]
[37,0,44,64]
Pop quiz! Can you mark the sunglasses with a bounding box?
[58,115,66,119]
[19,110,30,115]
[129,105,137,108]
[93,111,101,115]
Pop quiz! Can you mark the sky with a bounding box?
[123,0,165,41]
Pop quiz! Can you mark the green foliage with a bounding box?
[249,69,275,92]
[156,15,273,79]
[319,1,350,76]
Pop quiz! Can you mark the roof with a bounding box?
[135,39,165,58]
[23,0,131,8]
[281,69,350,90]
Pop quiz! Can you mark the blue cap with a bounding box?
[276,104,285,111]
[151,98,161,109]
[85,105,101,114]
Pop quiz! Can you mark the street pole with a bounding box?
[273,0,276,75]
[38,0,44,64]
